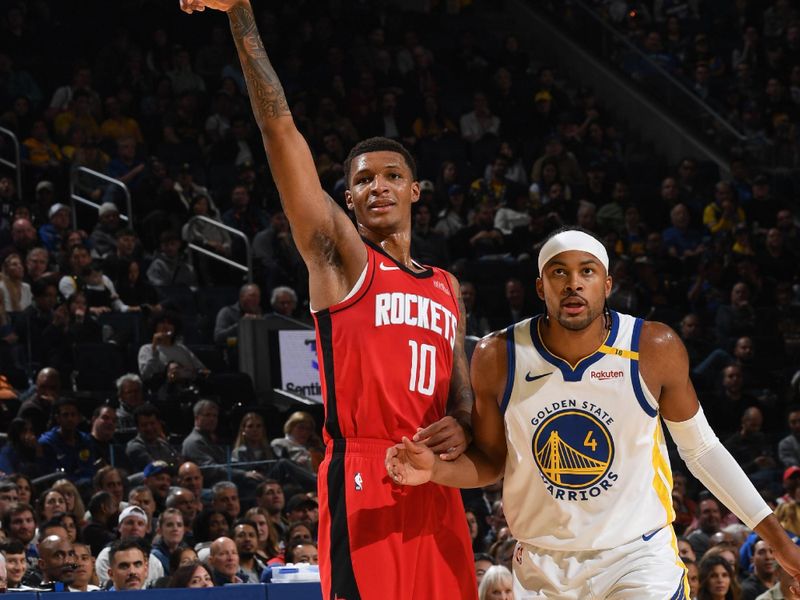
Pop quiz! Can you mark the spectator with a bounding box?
[115,373,145,431]
[146,230,197,288]
[459,92,500,144]
[165,489,198,544]
[126,404,179,472]
[1,539,27,589]
[0,253,30,312]
[95,507,163,588]
[410,203,449,268]
[212,482,241,523]
[244,507,280,562]
[36,489,67,524]
[208,537,246,585]
[106,539,149,591]
[151,508,186,575]
[193,509,231,552]
[3,219,38,267]
[52,479,85,529]
[269,286,300,320]
[38,204,71,255]
[271,411,323,474]
[35,535,76,592]
[232,519,265,582]
[127,486,157,535]
[256,480,287,540]
[687,496,724,558]
[176,462,207,508]
[83,491,117,557]
[778,406,800,468]
[89,202,123,258]
[663,203,706,260]
[38,398,95,485]
[221,185,268,241]
[106,136,145,191]
[69,542,100,592]
[143,461,173,512]
[168,561,214,588]
[741,538,776,599]
[214,283,262,346]
[138,313,207,389]
[16,366,60,435]
[89,404,118,468]
[0,418,46,479]
[697,554,741,599]
[478,564,513,600]
[92,466,126,512]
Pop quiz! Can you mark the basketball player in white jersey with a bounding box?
[387,226,800,599]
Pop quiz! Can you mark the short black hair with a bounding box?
[109,538,147,565]
[88,491,112,516]
[0,539,25,555]
[31,278,56,298]
[343,137,416,189]
[134,403,161,425]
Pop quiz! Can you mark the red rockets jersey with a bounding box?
[312,240,459,444]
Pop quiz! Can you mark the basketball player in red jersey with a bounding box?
[180,2,477,598]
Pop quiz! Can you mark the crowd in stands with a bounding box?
[0,0,796,596]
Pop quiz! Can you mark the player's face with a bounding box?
[345,151,419,235]
[536,250,611,331]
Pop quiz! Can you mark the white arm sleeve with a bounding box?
[663,406,772,531]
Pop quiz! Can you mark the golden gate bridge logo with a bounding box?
[532,410,614,489]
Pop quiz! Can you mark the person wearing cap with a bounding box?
[388,225,800,597]
[284,494,318,526]
[434,184,469,240]
[143,461,173,513]
[37,203,70,254]
[94,505,164,588]
[90,202,122,258]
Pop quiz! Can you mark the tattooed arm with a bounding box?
[179,0,365,310]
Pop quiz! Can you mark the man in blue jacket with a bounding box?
[39,398,96,485]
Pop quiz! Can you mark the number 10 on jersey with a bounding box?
[408,340,436,396]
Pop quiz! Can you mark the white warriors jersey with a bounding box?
[501,311,675,551]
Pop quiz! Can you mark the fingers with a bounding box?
[413,420,446,442]
[439,444,466,461]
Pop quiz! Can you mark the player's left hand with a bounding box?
[413,415,471,461]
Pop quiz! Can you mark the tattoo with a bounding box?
[228,4,290,122]
[449,281,474,417]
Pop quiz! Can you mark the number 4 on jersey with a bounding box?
[583,430,598,452]
[408,340,436,396]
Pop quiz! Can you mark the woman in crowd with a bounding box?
[151,508,186,575]
[270,411,324,473]
[169,562,214,588]
[53,479,86,528]
[0,419,46,479]
[0,253,32,312]
[56,511,80,544]
[193,508,232,553]
[478,565,514,600]
[93,466,126,510]
[698,554,741,600]
[36,488,68,523]
[7,473,33,505]
[244,506,280,561]
[232,412,276,473]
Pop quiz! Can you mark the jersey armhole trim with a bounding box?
[311,249,374,315]
[631,317,658,418]
[500,325,516,414]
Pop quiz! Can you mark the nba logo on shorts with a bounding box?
[354,472,363,491]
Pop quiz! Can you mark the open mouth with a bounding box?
[561,298,586,315]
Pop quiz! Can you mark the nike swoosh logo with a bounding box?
[641,527,662,541]
[379,262,400,271]
[525,372,552,382]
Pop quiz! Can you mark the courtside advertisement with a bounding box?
[278,330,322,402]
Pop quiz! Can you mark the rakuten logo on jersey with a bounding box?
[590,370,624,381]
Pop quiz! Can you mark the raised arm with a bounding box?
[641,322,800,589]
[387,331,508,488]
[180,0,366,309]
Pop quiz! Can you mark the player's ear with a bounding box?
[604,275,612,298]
[535,277,545,301]
[344,189,354,211]
[410,181,420,204]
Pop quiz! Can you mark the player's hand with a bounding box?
[179,0,246,14]
[413,415,471,460]
[385,437,434,486]
[772,541,800,598]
